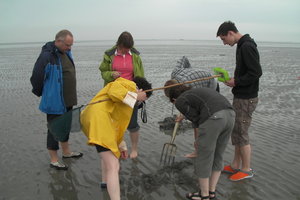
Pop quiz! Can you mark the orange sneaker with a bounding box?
[229,169,254,181]
[222,165,239,174]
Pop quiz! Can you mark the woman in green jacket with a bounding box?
[99,31,144,159]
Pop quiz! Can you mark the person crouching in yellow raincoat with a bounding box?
[80,77,152,200]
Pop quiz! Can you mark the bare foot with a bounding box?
[130,151,138,159]
[184,151,197,158]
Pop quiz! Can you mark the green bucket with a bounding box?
[213,67,230,82]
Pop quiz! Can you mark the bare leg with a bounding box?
[60,141,71,156]
[209,171,221,198]
[194,128,199,142]
[197,171,221,199]
[129,131,139,159]
[199,177,209,197]
[240,144,251,171]
[48,150,59,163]
[100,151,121,200]
[101,158,107,183]
[231,145,241,169]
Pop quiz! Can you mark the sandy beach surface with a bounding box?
[0,40,299,200]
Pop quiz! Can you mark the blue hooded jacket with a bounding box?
[30,41,74,114]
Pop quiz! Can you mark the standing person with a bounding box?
[99,31,144,159]
[164,56,219,158]
[167,85,235,200]
[80,77,152,200]
[30,30,83,170]
[216,21,262,181]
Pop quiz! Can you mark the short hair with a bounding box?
[168,85,191,103]
[216,21,238,37]
[133,76,153,98]
[55,30,73,41]
[164,79,179,97]
[116,31,134,49]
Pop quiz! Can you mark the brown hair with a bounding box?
[168,85,191,103]
[164,79,179,97]
[116,31,134,49]
[216,21,238,37]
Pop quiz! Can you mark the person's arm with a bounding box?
[175,96,200,126]
[30,53,48,97]
[99,54,115,83]
[119,140,128,159]
[175,113,185,122]
[224,77,235,87]
[133,54,145,78]
[107,79,147,108]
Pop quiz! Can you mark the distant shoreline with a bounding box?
[1,39,300,48]
[1,39,300,45]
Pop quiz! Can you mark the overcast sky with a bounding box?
[1,0,299,43]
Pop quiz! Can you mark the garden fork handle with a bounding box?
[170,122,180,144]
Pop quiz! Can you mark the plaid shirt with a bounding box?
[171,56,217,90]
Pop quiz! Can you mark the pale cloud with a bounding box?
[0,0,299,43]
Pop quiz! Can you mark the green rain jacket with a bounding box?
[99,46,144,86]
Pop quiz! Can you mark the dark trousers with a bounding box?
[46,107,72,150]
[127,105,140,132]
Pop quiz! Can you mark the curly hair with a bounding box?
[133,77,153,98]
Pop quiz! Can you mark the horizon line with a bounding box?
[1,38,300,45]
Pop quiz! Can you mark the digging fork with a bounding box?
[160,121,180,165]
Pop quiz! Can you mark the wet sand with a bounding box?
[0,40,299,200]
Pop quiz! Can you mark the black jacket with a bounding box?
[233,34,262,99]
[175,88,233,127]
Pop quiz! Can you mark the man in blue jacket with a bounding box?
[217,21,262,181]
[30,30,83,170]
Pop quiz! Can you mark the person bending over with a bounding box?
[164,56,220,158]
[167,85,235,200]
[80,77,152,200]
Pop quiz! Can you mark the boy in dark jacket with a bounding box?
[217,21,262,181]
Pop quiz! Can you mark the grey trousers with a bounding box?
[195,109,235,178]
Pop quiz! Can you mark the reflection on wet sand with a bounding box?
[48,168,79,200]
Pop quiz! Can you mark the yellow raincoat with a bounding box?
[80,78,137,158]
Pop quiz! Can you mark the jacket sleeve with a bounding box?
[175,96,200,126]
[99,54,115,83]
[133,55,145,78]
[106,79,137,108]
[235,44,262,87]
[30,53,48,97]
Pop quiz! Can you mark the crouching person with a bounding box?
[167,85,235,200]
[80,77,152,200]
